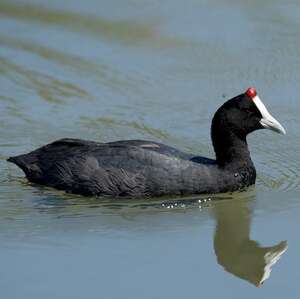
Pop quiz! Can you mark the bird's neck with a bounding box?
[211,129,253,169]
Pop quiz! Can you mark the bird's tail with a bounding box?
[7,154,32,174]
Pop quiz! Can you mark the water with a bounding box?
[1,0,300,297]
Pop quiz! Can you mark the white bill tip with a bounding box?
[252,96,286,135]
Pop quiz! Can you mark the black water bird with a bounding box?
[8,88,286,197]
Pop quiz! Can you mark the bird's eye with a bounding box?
[244,109,253,114]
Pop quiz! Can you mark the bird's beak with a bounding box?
[260,114,286,135]
[253,96,286,135]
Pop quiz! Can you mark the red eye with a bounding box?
[245,109,253,114]
[246,87,257,99]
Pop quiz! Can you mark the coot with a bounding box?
[8,88,286,197]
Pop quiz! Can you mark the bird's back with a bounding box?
[8,138,217,196]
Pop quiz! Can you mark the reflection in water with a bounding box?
[32,191,288,287]
[213,198,288,287]
[0,182,289,288]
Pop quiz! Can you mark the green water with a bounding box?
[1,0,300,297]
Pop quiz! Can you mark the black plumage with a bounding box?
[7,89,285,197]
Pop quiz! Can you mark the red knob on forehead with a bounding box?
[246,87,257,99]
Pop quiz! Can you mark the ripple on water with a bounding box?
[255,134,300,192]
[0,1,189,47]
[0,57,90,104]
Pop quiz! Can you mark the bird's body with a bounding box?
[8,138,255,197]
[8,88,286,197]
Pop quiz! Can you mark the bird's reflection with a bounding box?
[29,188,288,287]
[212,197,287,287]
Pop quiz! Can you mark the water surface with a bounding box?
[1,0,300,298]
